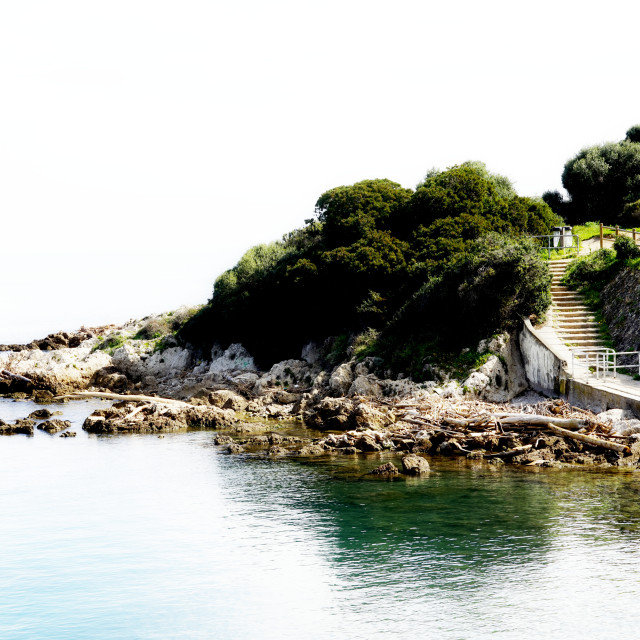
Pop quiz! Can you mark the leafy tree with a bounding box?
[506,196,563,235]
[375,234,551,377]
[561,138,640,224]
[180,163,558,369]
[406,164,509,232]
[314,179,412,248]
[626,125,640,144]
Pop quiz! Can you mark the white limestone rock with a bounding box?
[209,344,257,374]
[329,362,354,396]
[348,375,383,398]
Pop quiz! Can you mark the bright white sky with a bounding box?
[1,0,639,343]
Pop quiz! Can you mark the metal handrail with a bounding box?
[570,347,640,380]
[529,234,581,259]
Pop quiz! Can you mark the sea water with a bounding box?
[1,397,640,639]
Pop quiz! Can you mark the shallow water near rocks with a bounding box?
[2,398,640,639]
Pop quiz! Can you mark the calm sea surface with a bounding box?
[1,397,640,639]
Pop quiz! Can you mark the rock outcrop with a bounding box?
[83,402,235,434]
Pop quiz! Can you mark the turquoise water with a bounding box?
[2,398,640,639]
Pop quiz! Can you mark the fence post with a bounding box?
[634,228,637,244]
[616,225,619,237]
[600,222,604,248]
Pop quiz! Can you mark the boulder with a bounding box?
[268,445,289,456]
[352,403,395,430]
[340,447,359,455]
[83,403,234,434]
[209,344,257,374]
[274,389,299,405]
[348,375,383,398]
[329,363,353,396]
[226,443,245,454]
[28,409,53,420]
[356,434,382,452]
[304,397,354,430]
[208,390,248,411]
[33,390,55,403]
[476,332,528,402]
[37,419,72,434]
[0,419,34,435]
[298,444,326,456]
[368,462,400,476]
[401,454,430,475]
[353,357,384,377]
[91,367,130,392]
[301,342,322,365]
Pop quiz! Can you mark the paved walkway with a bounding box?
[529,240,640,405]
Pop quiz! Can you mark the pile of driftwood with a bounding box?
[382,397,630,455]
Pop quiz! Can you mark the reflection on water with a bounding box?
[1,398,640,639]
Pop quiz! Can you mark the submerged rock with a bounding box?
[28,409,53,420]
[226,443,245,454]
[368,462,400,476]
[38,419,72,434]
[297,444,326,456]
[0,419,34,435]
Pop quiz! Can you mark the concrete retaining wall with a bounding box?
[519,318,640,416]
[518,319,567,397]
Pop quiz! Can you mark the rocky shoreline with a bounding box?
[1,316,640,471]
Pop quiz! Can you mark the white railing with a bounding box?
[571,347,640,380]
[529,234,581,259]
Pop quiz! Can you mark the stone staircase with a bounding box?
[549,259,607,350]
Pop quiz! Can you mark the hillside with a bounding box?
[179,162,560,379]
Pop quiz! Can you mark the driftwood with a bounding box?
[548,423,630,454]
[442,414,584,430]
[54,391,191,407]
[0,369,32,384]
[498,415,583,430]
[485,444,533,459]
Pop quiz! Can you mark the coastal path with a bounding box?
[523,237,640,412]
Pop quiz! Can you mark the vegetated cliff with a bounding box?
[563,236,640,360]
[601,267,640,353]
[2,163,558,400]
[179,162,557,379]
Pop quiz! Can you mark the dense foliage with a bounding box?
[179,163,559,376]
[545,125,640,226]
[562,236,639,304]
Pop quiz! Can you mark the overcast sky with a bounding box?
[1,0,639,343]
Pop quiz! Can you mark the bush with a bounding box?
[563,249,617,291]
[180,166,557,370]
[613,235,640,261]
[372,234,550,378]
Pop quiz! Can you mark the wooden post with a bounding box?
[634,229,637,244]
[600,222,604,248]
[616,225,619,237]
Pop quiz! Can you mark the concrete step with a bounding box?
[557,323,600,330]
[558,327,601,338]
[552,294,583,300]
[553,303,591,310]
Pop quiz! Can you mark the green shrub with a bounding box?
[374,234,550,378]
[562,249,617,292]
[180,165,557,369]
[613,235,640,261]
